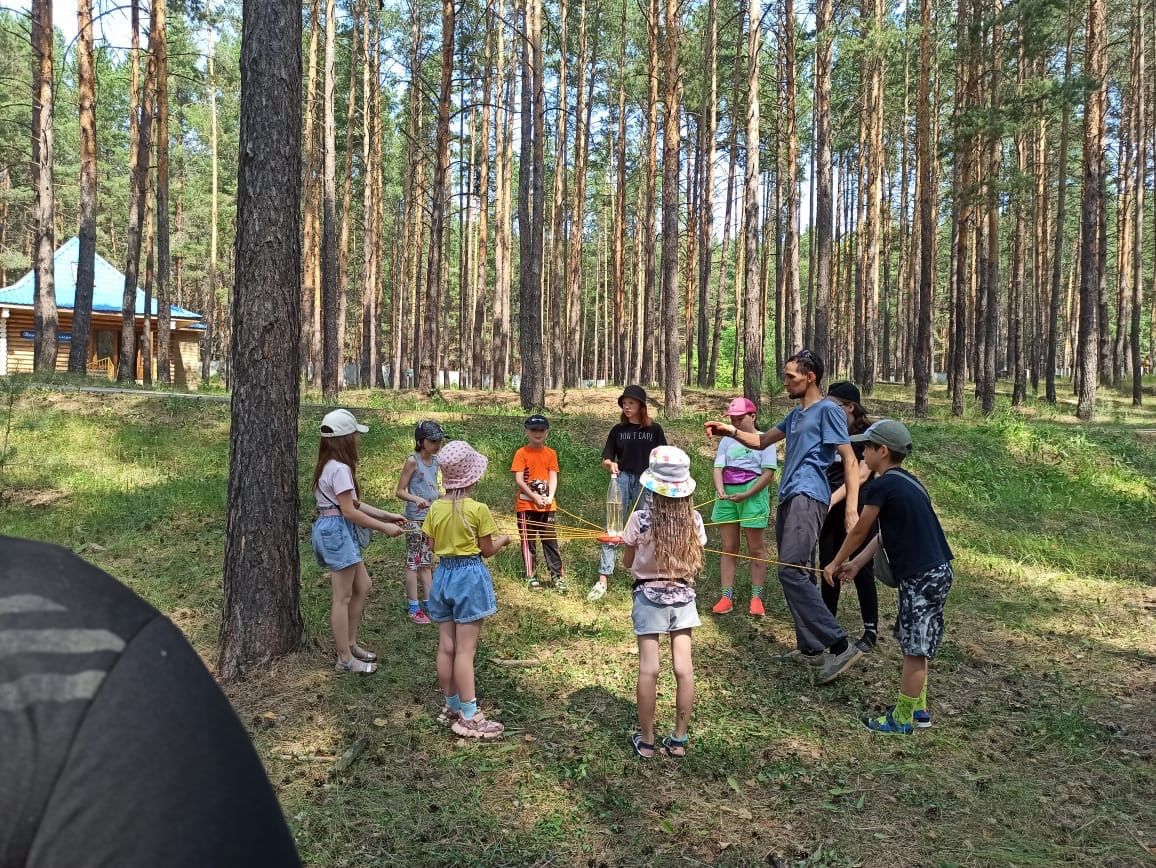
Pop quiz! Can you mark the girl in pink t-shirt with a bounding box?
[311,409,406,674]
[621,447,706,759]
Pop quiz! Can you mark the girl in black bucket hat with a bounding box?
[587,386,668,601]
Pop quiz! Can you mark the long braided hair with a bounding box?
[645,492,704,581]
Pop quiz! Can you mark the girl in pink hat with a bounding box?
[623,446,706,759]
[709,397,777,616]
[421,440,512,738]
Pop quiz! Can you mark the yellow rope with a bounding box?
[702,546,825,575]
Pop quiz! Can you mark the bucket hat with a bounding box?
[639,446,697,498]
[438,440,489,489]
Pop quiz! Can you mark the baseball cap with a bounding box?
[524,414,549,429]
[726,397,757,417]
[415,420,445,442]
[320,409,369,438]
[850,419,913,456]
[827,381,862,405]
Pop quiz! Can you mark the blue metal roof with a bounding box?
[0,236,202,319]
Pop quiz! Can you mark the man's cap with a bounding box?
[321,409,369,438]
[415,420,445,441]
[618,384,648,407]
[827,381,862,405]
[524,414,550,429]
[850,419,913,456]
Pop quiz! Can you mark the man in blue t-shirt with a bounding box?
[705,349,865,685]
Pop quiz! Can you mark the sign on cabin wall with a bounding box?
[20,330,72,342]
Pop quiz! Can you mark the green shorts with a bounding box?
[710,480,771,529]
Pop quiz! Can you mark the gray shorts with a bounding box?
[631,591,702,636]
[896,562,953,657]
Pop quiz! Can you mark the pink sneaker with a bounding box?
[409,609,432,625]
[451,712,505,739]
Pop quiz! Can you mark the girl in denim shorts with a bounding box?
[311,409,407,674]
[622,447,707,759]
[421,441,512,738]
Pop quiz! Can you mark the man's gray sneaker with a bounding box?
[773,648,825,667]
[816,644,864,684]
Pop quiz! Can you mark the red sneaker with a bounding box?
[409,609,432,625]
[711,596,734,615]
[749,596,765,616]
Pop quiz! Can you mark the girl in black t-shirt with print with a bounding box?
[587,385,667,601]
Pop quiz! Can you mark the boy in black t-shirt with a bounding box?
[821,419,954,735]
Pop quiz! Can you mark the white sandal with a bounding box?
[335,656,377,674]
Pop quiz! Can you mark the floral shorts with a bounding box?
[404,522,433,570]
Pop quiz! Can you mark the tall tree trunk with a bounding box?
[660,0,682,415]
[142,167,155,385]
[913,0,935,412]
[741,0,762,401]
[473,5,494,388]
[303,0,322,386]
[70,0,97,374]
[546,0,569,387]
[419,0,454,393]
[320,0,339,398]
[641,0,660,386]
[979,3,1001,415]
[710,140,737,386]
[1076,0,1106,419]
[518,0,547,407]
[1047,15,1074,403]
[813,0,833,364]
[860,0,884,394]
[613,7,628,383]
[783,0,803,358]
[31,0,57,372]
[1131,0,1146,406]
[203,36,219,384]
[492,0,513,389]
[340,7,359,386]
[695,0,717,386]
[566,2,597,388]
[154,0,171,384]
[219,0,304,680]
[120,10,153,384]
[1010,49,1028,407]
[360,3,377,387]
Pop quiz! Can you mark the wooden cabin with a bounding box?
[0,237,204,386]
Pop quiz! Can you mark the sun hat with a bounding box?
[725,397,757,417]
[320,409,369,438]
[639,446,697,498]
[827,381,863,405]
[618,384,648,408]
[850,419,913,456]
[524,414,549,429]
[415,420,445,442]
[438,440,489,490]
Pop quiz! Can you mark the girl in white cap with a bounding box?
[422,440,512,738]
[312,409,407,674]
[622,446,706,759]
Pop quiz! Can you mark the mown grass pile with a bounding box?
[1,380,1153,867]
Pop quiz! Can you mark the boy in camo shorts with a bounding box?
[822,419,954,735]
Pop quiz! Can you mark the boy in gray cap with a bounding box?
[822,419,954,735]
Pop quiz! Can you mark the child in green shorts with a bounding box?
[822,419,954,734]
[709,398,777,616]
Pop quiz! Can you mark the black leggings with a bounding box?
[818,501,878,632]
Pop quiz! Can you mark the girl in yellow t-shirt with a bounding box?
[421,440,512,738]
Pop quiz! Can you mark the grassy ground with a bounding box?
[1,378,1154,867]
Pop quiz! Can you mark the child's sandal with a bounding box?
[630,732,655,759]
[527,577,542,590]
[350,643,378,663]
[662,733,689,758]
[437,705,461,726]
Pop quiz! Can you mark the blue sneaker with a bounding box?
[887,705,933,729]
[864,711,914,735]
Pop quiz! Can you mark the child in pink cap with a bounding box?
[709,398,777,616]
[422,440,512,738]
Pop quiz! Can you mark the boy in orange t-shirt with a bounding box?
[511,414,565,591]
